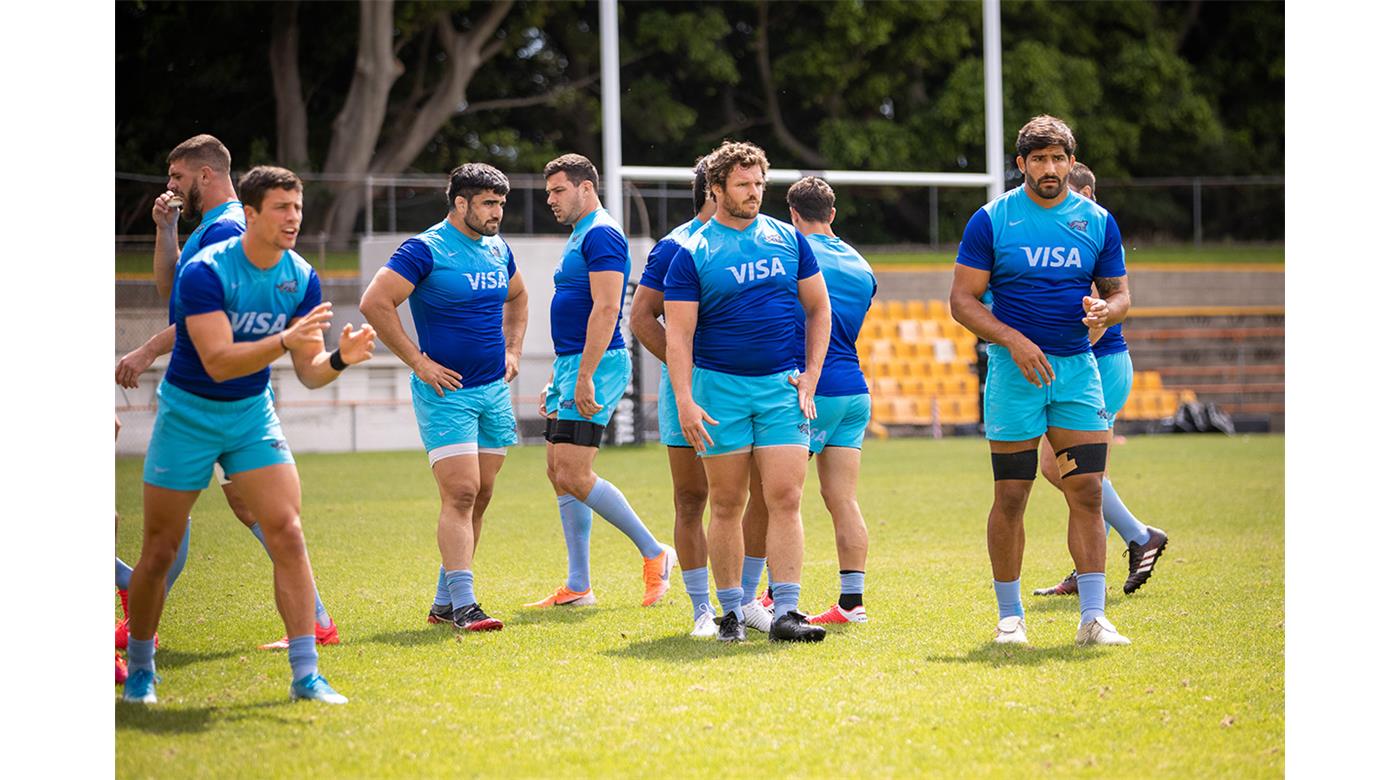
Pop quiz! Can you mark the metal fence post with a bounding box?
[929,186,939,249]
[365,175,375,236]
[389,181,397,233]
[1192,177,1202,248]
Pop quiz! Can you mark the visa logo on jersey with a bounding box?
[231,311,289,335]
[1021,246,1083,268]
[727,257,787,284]
[463,270,509,290]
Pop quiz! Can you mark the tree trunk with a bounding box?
[755,0,828,169]
[269,0,309,170]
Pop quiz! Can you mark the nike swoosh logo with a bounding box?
[1009,219,1025,226]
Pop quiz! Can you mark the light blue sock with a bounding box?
[993,579,1024,619]
[558,495,593,592]
[741,556,767,603]
[771,581,801,617]
[164,519,191,593]
[116,558,133,590]
[682,567,712,620]
[583,479,664,559]
[445,569,476,610]
[433,566,451,607]
[1077,572,1107,624]
[251,522,330,626]
[128,637,156,674]
[717,586,746,619]
[839,571,865,595]
[287,634,318,681]
[1102,479,1151,546]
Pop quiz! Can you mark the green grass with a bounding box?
[115,435,1283,778]
[866,243,1284,266]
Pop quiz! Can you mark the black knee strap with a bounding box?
[991,449,1038,481]
[548,418,606,447]
[1055,442,1108,477]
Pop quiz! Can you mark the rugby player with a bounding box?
[664,141,831,643]
[629,156,720,636]
[361,163,526,632]
[115,135,340,650]
[122,166,375,705]
[528,154,677,608]
[1032,162,1168,597]
[949,116,1133,646]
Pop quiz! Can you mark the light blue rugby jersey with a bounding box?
[386,220,518,388]
[664,214,821,377]
[550,207,629,356]
[806,234,876,397]
[166,236,321,400]
[638,216,705,293]
[169,200,246,325]
[956,187,1126,356]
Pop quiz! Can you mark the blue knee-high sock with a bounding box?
[771,581,801,617]
[164,519,191,593]
[287,634,318,681]
[251,522,330,626]
[682,567,712,620]
[741,556,767,603]
[558,495,593,592]
[445,570,477,610]
[116,558,133,590]
[1077,572,1107,625]
[717,586,746,619]
[128,637,156,674]
[994,579,1024,619]
[434,566,451,607]
[1102,479,1151,546]
[583,479,664,559]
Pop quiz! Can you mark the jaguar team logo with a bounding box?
[797,421,811,436]
[762,231,786,245]
[1068,219,1088,232]
[276,278,300,294]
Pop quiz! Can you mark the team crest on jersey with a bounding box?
[1068,220,1088,232]
[276,278,299,294]
[490,244,503,258]
[761,231,786,246]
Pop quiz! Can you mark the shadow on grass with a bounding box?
[116,698,314,736]
[927,641,1103,667]
[357,626,460,647]
[505,607,597,626]
[146,647,242,671]
[602,633,784,662]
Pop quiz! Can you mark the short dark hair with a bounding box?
[705,141,769,194]
[238,166,303,211]
[167,134,231,173]
[691,155,711,214]
[543,153,599,189]
[1015,115,1077,159]
[1067,161,1096,198]
[786,176,835,223]
[447,163,510,207]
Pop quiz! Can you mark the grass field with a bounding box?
[115,243,1283,276]
[115,435,1284,778]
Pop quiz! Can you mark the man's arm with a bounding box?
[663,299,715,451]
[115,324,177,388]
[629,285,668,363]
[792,273,832,419]
[359,266,463,396]
[949,264,1054,387]
[288,321,377,389]
[502,272,528,382]
[1084,275,1131,330]
[573,270,624,418]
[185,302,333,383]
[152,193,180,301]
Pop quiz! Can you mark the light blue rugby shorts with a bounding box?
[809,393,871,454]
[546,348,632,425]
[983,345,1110,442]
[691,366,810,457]
[143,380,294,491]
[410,375,518,465]
[657,363,688,447]
[1095,350,1134,426]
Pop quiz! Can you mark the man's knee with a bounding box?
[441,482,480,515]
[258,514,307,554]
[762,483,803,517]
[673,486,708,520]
[1061,475,1104,510]
[992,482,1034,517]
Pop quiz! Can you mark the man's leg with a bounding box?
[668,446,713,623]
[702,451,752,632]
[808,447,869,623]
[124,483,202,700]
[429,451,503,631]
[755,445,824,642]
[526,436,598,605]
[735,460,775,631]
[1031,437,1084,597]
[988,438,1039,641]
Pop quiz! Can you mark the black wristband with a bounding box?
[329,348,348,372]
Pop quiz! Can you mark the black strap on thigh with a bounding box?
[548,418,606,448]
[1055,442,1109,478]
[544,417,558,441]
[991,449,1038,481]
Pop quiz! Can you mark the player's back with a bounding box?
[806,234,875,396]
[550,207,629,355]
[169,201,246,323]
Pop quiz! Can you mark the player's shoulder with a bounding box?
[585,208,627,240]
[664,216,702,245]
[186,234,242,271]
[981,187,1024,220]
[754,214,802,249]
[1065,190,1112,220]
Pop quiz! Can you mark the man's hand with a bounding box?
[413,353,462,397]
[152,191,180,232]
[1081,295,1111,329]
[336,323,377,366]
[678,399,717,454]
[282,302,334,351]
[538,384,550,418]
[115,346,156,388]
[573,374,601,419]
[504,351,520,383]
[788,371,819,419]
[1007,334,1055,387]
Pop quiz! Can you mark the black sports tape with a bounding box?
[1054,442,1109,477]
[991,449,1038,481]
[548,419,606,448]
[544,417,558,441]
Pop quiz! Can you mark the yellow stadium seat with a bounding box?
[905,300,928,320]
[1138,371,1163,390]
[926,299,949,319]
[867,300,888,321]
[871,397,896,423]
[869,376,899,397]
[869,361,896,379]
